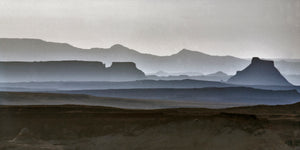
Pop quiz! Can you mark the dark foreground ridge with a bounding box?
[228,57,292,86]
[0,103,300,150]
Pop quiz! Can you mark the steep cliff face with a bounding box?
[0,61,145,82]
[227,57,292,86]
[107,62,146,81]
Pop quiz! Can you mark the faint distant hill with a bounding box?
[149,71,203,77]
[228,57,292,86]
[150,71,170,77]
[0,61,145,82]
[1,38,300,75]
[147,71,230,82]
[285,74,300,86]
[206,71,228,76]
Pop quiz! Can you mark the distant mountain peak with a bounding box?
[106,44,144,55]
[180,49,193,52]
[175,49,209,56]
[227,57,292,86]
[178,49,196,53]
[207,71,228,76]
[110,44,128,49]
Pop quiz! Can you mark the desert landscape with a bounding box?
[1,0,300,149]
[1,39,300,150]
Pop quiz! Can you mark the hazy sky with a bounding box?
[0,0,300,58]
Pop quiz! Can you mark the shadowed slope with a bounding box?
[228,57,292,86]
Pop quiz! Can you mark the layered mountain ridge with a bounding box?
[2,38,300,75]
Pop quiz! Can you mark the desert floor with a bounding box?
[0,102,300,150]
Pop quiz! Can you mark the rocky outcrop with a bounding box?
[107,62,146,81]
[227,57,292,86]
[0,61,145,82]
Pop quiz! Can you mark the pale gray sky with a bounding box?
[0,0,300,58]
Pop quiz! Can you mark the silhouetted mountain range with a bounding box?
[228,57,292,86]
[1,38,300,75]
[0,61,145,82]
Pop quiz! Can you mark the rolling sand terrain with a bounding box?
[0,92,300,149]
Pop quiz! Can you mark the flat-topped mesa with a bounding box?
[109,62,138,69]
[227,57,292,86]
[0,61,145,82]
[251,57,274,66]
[107,62,146,81]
